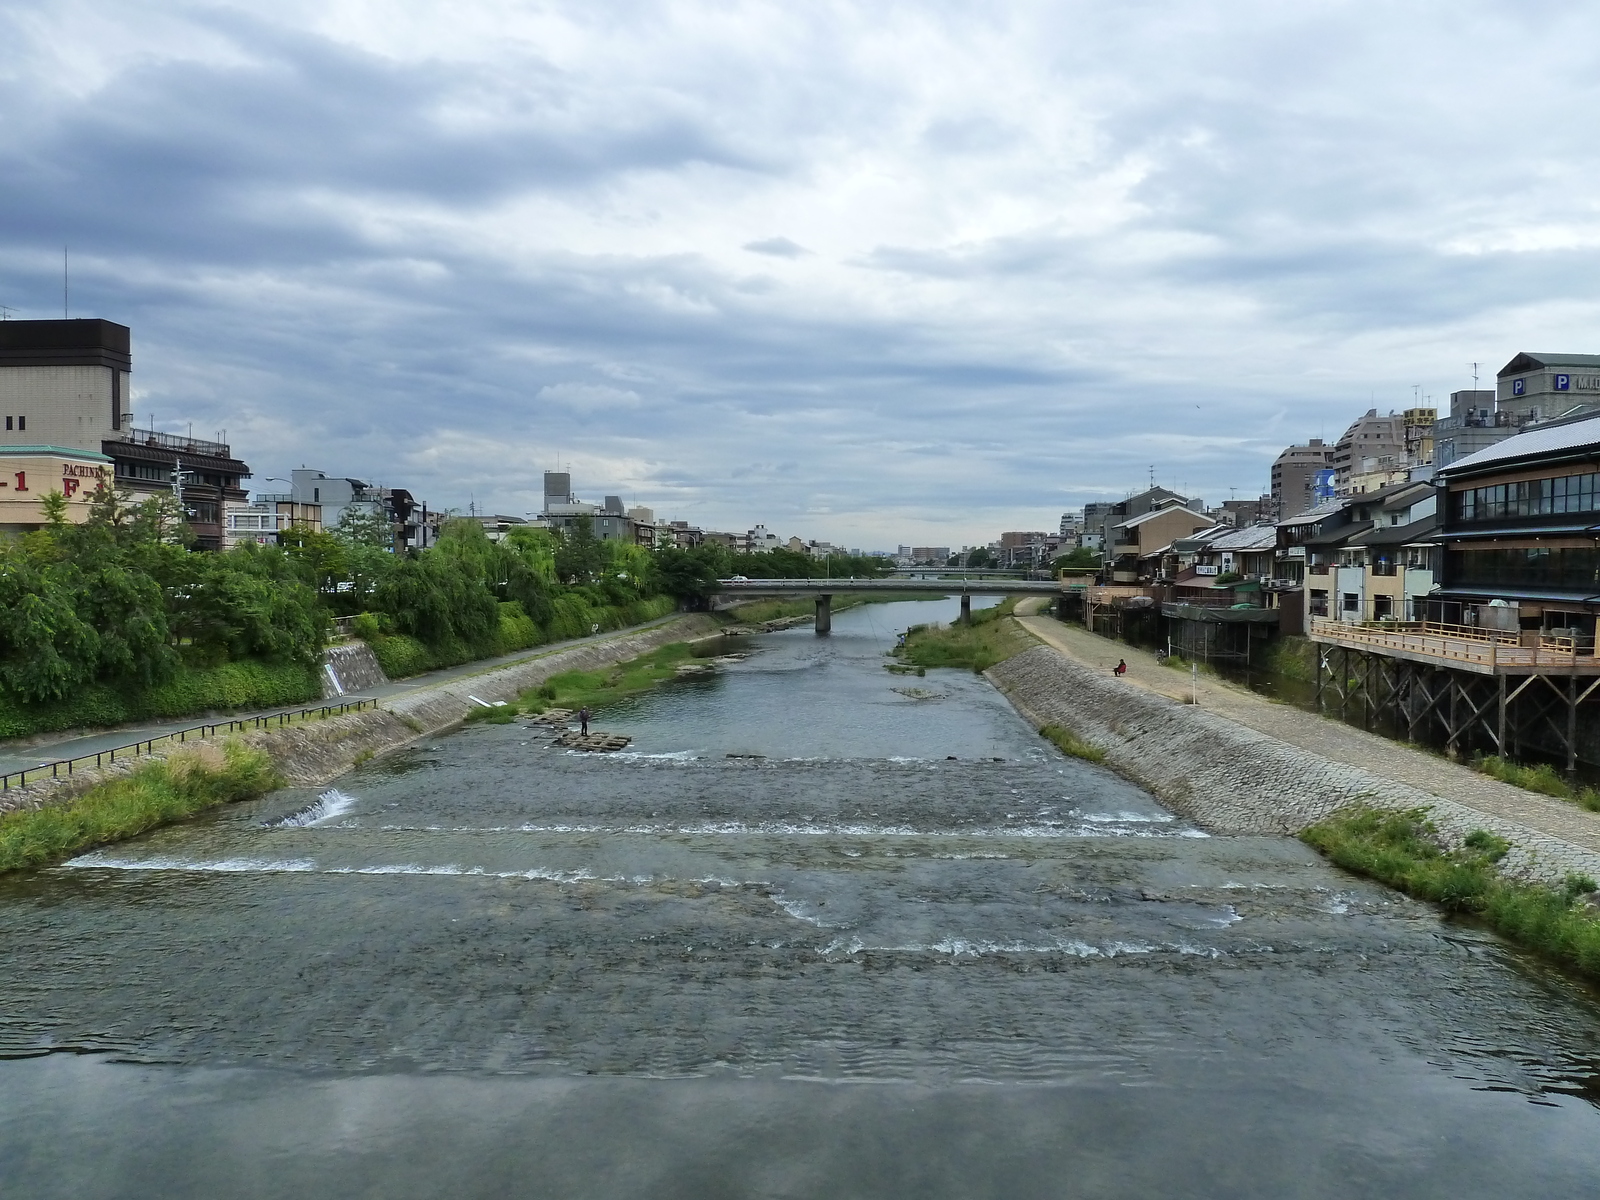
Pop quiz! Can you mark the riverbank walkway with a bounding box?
[0,613,690,777]
[1012,602,1600,859]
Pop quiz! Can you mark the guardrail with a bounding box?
[1307,617,1595,672]
[0,698,379,792]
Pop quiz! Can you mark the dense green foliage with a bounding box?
[0,741,280,872]
[1301,804,1600,981]
[0,661,320,739]
[1051,547,1099,570]
[896,598,1029,673]
[0,489,325,733]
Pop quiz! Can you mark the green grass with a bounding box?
[0,741,281,873]
[1302,804,1600,980]
[1040,724,1106,764]
[1473,755,1600,812]
[515,642,701,715]
[896,598,1031,673]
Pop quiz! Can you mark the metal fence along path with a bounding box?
[0,698,379,792]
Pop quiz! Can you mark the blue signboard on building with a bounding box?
[1556,374,1571,390]
[1312,468,1336,506]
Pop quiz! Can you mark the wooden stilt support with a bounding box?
[1568,674,1579,777]
[1497,674,1507,757]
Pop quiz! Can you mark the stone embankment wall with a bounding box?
[989,644,1600,886]
[1,614,721,812]
[320,643,390,698]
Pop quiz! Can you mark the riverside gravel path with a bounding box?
[1014,606,1600,859]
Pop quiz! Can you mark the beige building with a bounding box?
[0,446,114,535]
[1108,501,1216,583]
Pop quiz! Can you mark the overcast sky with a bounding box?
[4,1,1599,547]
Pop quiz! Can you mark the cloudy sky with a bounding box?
[4,1,1599,547]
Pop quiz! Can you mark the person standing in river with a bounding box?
[578,707,591,736]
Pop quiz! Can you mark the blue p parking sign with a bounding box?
[1513,378,1526,395]
[1556,374,1571,390]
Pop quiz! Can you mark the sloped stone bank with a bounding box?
[989,644,1600,887]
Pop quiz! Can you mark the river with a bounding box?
[4,596,1600,1198]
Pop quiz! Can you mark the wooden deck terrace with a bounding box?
[1307,617,1600,676]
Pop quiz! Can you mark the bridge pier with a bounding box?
[815,593,832,634]
[959,594,971,624]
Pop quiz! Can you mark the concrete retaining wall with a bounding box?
[320,643,390,697]
[989,643,1600,886]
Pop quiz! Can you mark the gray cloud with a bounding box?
[2,1,1598,546]
[743,237,810,258]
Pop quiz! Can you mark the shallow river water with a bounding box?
[5,597,1600,1198]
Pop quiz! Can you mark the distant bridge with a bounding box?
[714,576,1061,633]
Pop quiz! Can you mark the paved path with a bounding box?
[1014,608,1600,857]
[0,615,689,775]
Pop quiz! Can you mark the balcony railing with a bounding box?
[119,428,232,458]
[1308,616,1600,672]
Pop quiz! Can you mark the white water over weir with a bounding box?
[7,597,1600,1199]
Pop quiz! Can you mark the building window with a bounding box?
[17,416,23,431]
[1342,592,1360,613]
[313,487,320,502]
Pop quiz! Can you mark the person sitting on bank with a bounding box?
[1113,659,1127,677]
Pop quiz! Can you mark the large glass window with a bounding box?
[1451,472,1600,523]
[1446,547,1600,591]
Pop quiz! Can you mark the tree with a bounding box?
[554,516,606,585]
[1052,547,1099,570]
[333,505,395,550]
[966,547,999,569]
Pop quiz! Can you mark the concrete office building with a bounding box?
[1270,439,1334,520]
[1333,411,1407,493]
[0,319,250,548]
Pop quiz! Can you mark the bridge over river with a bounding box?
[714,576,1062,630]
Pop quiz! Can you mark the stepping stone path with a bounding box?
[554,731,633,752]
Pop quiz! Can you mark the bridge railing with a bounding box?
[0,698,379,793]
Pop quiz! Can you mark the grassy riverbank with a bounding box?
[0,742,281,874]
[1473,755,1600,812]
[896,598,1031,672]
[1302,804,1600,980]
[463,642,706,724]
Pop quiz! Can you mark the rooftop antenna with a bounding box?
[1148,463,1155,489]
[0,305,13,320]
[1471,362,1480,392]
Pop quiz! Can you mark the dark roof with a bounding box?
[1499,352,1600,377]
[1302,520,1373,547]
[1441,522,1600,541]
[1437,413,1600,477]
[0,318,130,371]
[1349,516,1440,547]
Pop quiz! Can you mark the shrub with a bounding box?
[1302,804,1600,982]
[1040,724,1105,764]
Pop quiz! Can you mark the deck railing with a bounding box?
[0,698,378,792]
[1307,617,1592,671]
